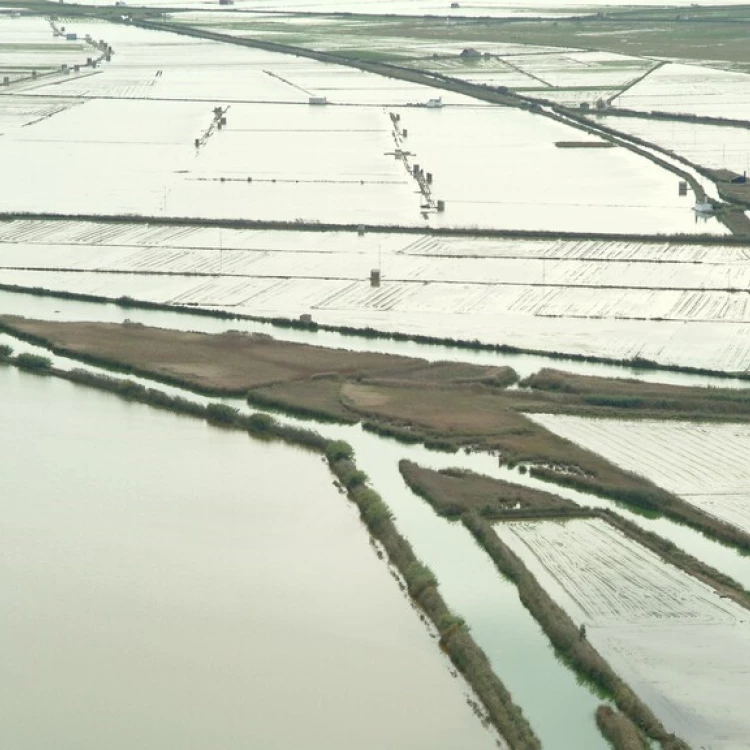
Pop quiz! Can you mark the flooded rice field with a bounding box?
[528,413,750,536]
[0,365,501,750]
[0,17,724,234]
[0,218,747,373]
[614,62,750,122]
[600,117,750,174]
[495,518,750,748]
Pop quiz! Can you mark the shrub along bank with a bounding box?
[595,706,649,750]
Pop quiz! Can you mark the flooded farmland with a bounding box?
[495,518,750,748]
[0,16,725,235]
[3,0,750,747]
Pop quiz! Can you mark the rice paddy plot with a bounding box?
[614,62,750,121]
[0,15,91,75]
[527,414,750,535]
[595,117,750,174]
[0,218,749,370]
[494,517,750,749]
[0,94,83,135]
[6,19,726,233]
[506,50,653,90]
[20,20,477,106]
[0,95,420,223]
[392,105,720,234]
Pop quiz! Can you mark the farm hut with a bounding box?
[425,97,443,109]
[308,96,327,105]
[731,172,747,184]
[460,48,481,59]
[370,269,381,287]
[65,32,77,41]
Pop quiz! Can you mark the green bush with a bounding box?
[404,560,437,598]
[336,461,368,489]
[15,353,52,371]
[325,440,354,462]
[245,412,276,433]
[117,379,148,399]
[205,402,239,425]
[0,343,13,358]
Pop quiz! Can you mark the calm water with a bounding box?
[0,367,499,750]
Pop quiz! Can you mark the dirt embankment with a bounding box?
[399,460,578,518]
[3,315,749,550]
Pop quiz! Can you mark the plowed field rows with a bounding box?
[495,518,750,748]
[528,415,750,534]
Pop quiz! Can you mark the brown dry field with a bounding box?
[0,316,428,392]
[1,316,519,393]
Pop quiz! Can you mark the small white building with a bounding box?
[425,97,443,109]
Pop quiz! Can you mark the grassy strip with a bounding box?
[1,354,541,749]
[399,459,579,518]
[595,706,649,750]
[1,282,749,383]
[326,444,541,749]
[463,512,689,750]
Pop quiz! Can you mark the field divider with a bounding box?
[0,211,748,244]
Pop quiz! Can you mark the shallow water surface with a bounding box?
[0,368,498,750]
